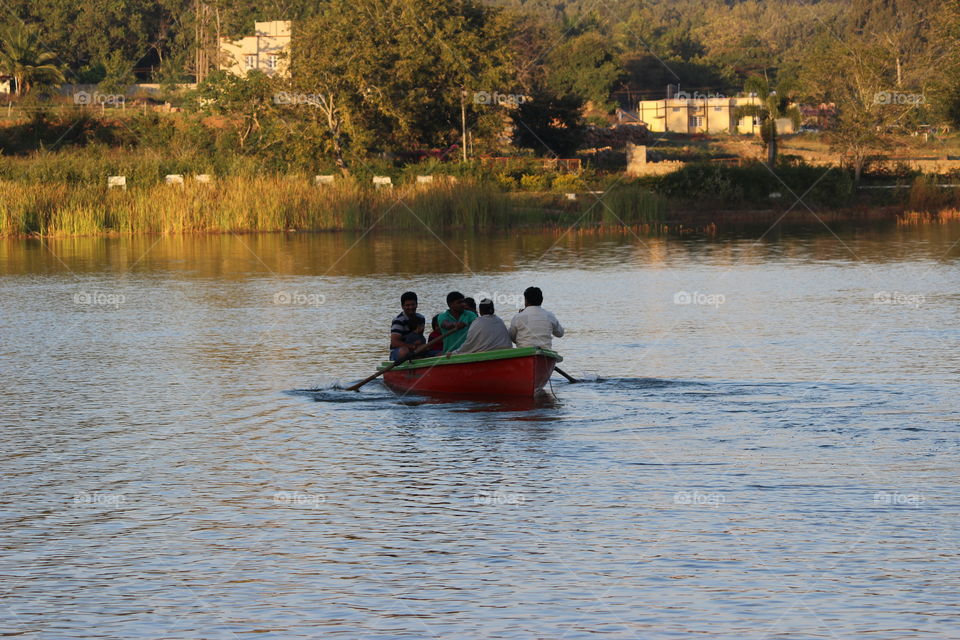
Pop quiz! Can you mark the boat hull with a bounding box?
[381,347,561,397]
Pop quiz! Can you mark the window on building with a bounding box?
[267,54,278,70]
[689,116,703,128]
[244,55,256,70]
[714,106,723,111]
[672,107,680,112]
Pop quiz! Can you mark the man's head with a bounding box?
[400,291,418,317]
[523,286,543,307]
[446,291,465,313]
[478,298,494,316]
[464,297,477,313]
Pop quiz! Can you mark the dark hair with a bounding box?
[431,314,440,331]
[400,291,418,304]
[446,291,464,305]
[464,297,477,311]
[479,300,494,315]
[523,286,543,306]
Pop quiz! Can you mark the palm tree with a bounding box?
[734,76,802,167]
[0,24,65,96]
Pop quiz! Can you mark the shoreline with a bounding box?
[3,204,956,239]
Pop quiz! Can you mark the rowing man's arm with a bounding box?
[552,312,564,338]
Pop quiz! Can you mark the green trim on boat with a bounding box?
[380,347,562,371]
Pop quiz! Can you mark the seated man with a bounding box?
[508,286,565,349]
[389,291,427,362]
[454,298,513,354]
[436,290,478,353]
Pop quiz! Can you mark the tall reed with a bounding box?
[0,177,532,236]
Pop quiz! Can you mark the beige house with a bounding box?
[637,95,797,136]
[220,21,291,77]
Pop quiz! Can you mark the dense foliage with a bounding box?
[0,0,958,165]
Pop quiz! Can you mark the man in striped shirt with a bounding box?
[389,291,426,362]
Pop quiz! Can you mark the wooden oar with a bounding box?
[554,365,579,383]
[346,328,458,392]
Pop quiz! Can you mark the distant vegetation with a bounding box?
[1,0,959,236]
[1,0,958,164]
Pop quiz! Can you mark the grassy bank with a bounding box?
[0,177,666,237]
[2,146,958,237]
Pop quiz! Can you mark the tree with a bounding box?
[546,31,624,111]
[929,0,960,127]
[196,70,280,150]
[510,90,585,157]
[294,0,514,167]
[800,35,919,184]
[0,24,65,96]
[98,50,136,96]
[734,75,801,167]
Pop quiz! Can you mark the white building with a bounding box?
[220,21,291,78]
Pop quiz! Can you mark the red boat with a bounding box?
[381,347,562,397]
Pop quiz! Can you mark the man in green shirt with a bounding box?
[436,290,478,353]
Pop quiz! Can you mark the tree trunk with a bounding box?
[766,120,777,167]
[331,122,349,173]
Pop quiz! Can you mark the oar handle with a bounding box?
[554,365,579,383]
[346,327,458,392]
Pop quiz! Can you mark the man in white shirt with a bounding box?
[509,287,564,349]
[454,298,513,354]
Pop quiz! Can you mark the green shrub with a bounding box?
[654,161,854,207]
[552,173,586,192]
[519,173,550,190]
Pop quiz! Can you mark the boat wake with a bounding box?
[285,381,396,404]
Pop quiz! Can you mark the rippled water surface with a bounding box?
[2,224,959,639]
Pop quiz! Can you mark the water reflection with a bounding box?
[2,222,959,639]
[3,220,959,278]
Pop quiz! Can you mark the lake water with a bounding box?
[2,222,959,639]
